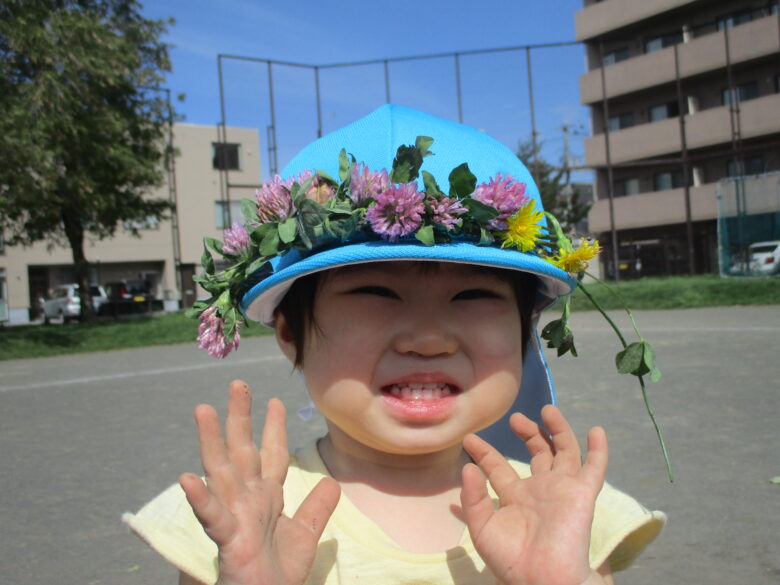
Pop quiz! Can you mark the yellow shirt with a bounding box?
[124,442,665,584]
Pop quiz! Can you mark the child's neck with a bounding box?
[317,429,468,494]
[317,429,471,553]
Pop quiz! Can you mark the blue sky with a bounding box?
[142,0,591,180]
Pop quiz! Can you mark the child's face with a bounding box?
[276,261,525,457]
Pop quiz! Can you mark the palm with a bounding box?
[179,381,340,585]
[461,406,608,585]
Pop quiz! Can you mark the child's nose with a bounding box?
[393,315,458,358]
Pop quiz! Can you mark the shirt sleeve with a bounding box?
[590,481,666,572]
[122,481,218,585]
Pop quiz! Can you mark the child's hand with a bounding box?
[179,381,340,585]
[461,405,609,585]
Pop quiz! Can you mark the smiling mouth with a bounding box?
[381,382,460,400]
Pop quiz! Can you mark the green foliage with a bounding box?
[0,0,177,318]
[516,139,591,235]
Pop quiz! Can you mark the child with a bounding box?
[124,105,664,585]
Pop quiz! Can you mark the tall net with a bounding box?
[718,172,780,277]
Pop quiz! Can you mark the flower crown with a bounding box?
[189,135,672,481]
[192,136,598,358]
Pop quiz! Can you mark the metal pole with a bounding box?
[384,60,391,104]
[599,42,620,282]
[267,61,278,176]
[217,55,229,222]
[164,88,183,301]
[525,47,540,190]
[454,53,463,123]
[314,66,323,138]
[723,26,746,269]
[673,43,696,275]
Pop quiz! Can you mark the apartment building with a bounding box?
[0,123,261,324]
[576,0,780,278]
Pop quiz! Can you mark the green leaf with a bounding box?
[390,144,425,183]
[616,341,654,377]
[338,149,351,182]
[415,225,435,246]
[461,197,499,223]
[479,227,494,245]
[298,198,328,227]
[415,135,434,157]
[448,163,477,198]
[240,198,258,223]
[277,217,298,244]
[203,237,224,256]
[769,476,780,484]
[315,169,337,184]
[422,171,442,197]
[259,229,280,257]
[201,245,215,275]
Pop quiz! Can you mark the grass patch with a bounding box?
[568,274,780,311]
[2,275,778,360]
[0,311,273,361]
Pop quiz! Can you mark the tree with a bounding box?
[0,0,176,320]
[517,139,592,236]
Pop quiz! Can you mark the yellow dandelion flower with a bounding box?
[499,202,544,252]
[551,239,601,273]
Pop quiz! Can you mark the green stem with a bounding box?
[638,375,675,482]
[584,271,644,341]
[577,279,674,482]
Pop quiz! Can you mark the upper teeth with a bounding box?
[388,382,452,399]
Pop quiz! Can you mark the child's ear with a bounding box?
[273,310,298,365]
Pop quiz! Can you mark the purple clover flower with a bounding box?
[197,306,240,359]
[429,196,467,230]
[472,173,529,230]
[350,163,390,203]
[222,222,250,256]
[255,176,293,224]
[365,182,425,242]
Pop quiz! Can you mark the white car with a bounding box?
[43,284,108,323]
[749,241,780,276]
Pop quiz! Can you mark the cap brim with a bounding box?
[241,240,576,326]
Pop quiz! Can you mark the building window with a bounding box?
[771,1,779,16]
[214,200,244,229]
[649,101,680,122]
[727,156,765,177]
[653,170,683,191]
[603,47,630,66]
[212,143,241,170]
[716,9,753,30]
[614,178,641,197]
[644,31,683,54]
[607,112,635,132]
[722,81,759,105]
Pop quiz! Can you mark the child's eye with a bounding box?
[349,285,399,298]
[453,289,501,301]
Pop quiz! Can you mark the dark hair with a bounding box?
[276,264,539,367]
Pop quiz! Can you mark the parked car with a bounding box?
[749,241,780,276]
[104,279,155,302]
[42,284,107,324]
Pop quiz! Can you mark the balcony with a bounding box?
[588,182,717,233]
[580,14,780,104]
[585,93,780,167]
[576,0,698,42]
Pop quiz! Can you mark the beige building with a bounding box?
[0,123,261,324]
[577,0,780,277]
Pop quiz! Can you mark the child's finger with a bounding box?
[259,398,289,484]
[225,380,261,482]
[460,462,494,539]
[541,405,582,475]
[292,477,341,540]
[462,433,519,496]
[509,412,554,474]
[580,426,608,493]
[179,472,237,547]
[194,404,239,503]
